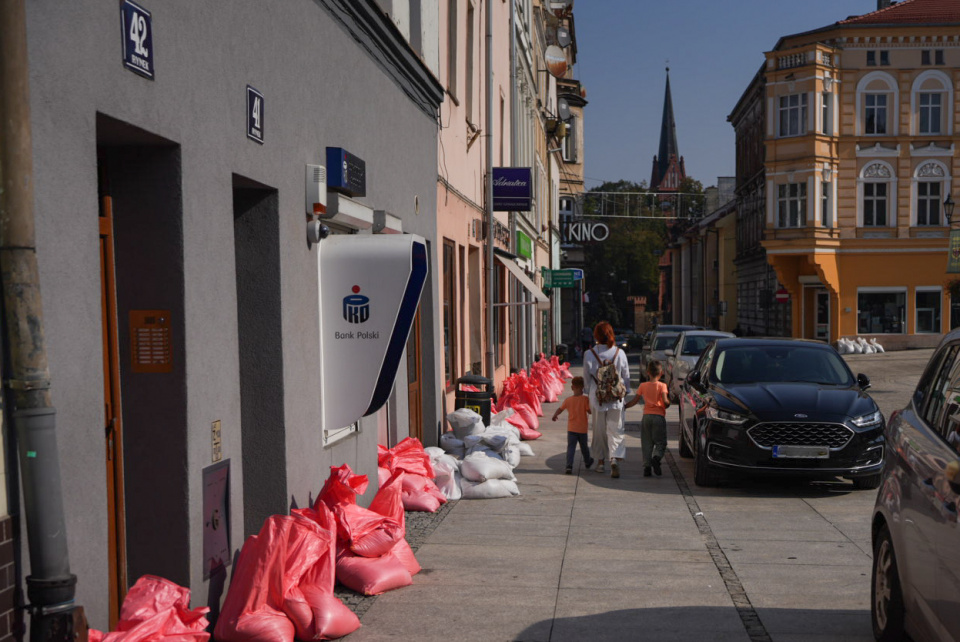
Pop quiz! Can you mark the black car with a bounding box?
[678,338,885,488]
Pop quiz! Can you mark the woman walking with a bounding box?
[582,321,632,478]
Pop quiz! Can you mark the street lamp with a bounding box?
[945,194,955,226]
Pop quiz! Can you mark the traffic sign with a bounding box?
[775,288,789,303]
[571,269,583,280]
[542,268,577,288]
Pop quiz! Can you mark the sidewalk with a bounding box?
[345,376,750,641]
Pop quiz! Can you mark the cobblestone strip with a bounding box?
[334,500,458,619]
[665,452,772,642]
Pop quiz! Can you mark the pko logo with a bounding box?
[343,285,370,324]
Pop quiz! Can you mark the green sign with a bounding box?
[516,230,532,259]
[542,268,576,288]
[949,229,960,273]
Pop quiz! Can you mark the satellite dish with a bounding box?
[558,98,571,121]
[544,45,567,78]
[556,26,571,48]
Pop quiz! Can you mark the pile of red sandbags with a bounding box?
[530,356,565,403]
[89,575,211,642]
[317,464,421,596]
[493,355,573,440]
[377,438,447,512]
[214,505,360,641]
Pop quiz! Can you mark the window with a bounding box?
[821,181,832,227]
[919,92,942,134]
[465,0,475,122]
[918,344,959,428]
[821,92,832,135]
[916,289,942,334]
[922,49,945,66]
[917,181,941,226]
[446,0,457,99]
[494,262,505,367]
[778,93,807,137]
[562,115,578,162]
[865,94,888,134]
[861,162,893,227]
[559,196,574,216]
[881,51,889,66]
[857,290,905,334]
[866,50,888,66]
[442,240,457,386]
[777,183,806,228]
[863,183,887,226]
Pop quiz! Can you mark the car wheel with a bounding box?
[871,524,905,642]
[851,473,882,490]
[693,425,720,487]
[678,428,693,459]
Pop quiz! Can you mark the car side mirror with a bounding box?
[664,349,675,357]
[687,371,701,390]
[857,373,871,390]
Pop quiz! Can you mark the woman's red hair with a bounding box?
[593,321,615,347]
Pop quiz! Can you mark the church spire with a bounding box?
[650,67,685,192]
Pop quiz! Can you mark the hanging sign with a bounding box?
[493,167,532,211]
[516,230,532,259]
[247,86,264,144]
[120,0,154,79]
[949,229,960,273]
[318,235,428,432]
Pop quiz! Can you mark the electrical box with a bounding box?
[305,164,327,216]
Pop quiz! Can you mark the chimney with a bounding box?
[878,0,891,8]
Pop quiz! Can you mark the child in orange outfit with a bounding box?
[625,360,670,477]
[552,376,595,474]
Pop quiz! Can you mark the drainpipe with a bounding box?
[485,0,495,380]
[0,2,81,640]
[508,0,518,369]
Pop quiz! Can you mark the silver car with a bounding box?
[872,328,960,640]
[640,332,679,382]
[663,330,734,401]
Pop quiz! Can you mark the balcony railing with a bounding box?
[777,52,807,70]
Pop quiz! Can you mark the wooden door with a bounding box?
[100,194,127,626]
[407,309,422,441]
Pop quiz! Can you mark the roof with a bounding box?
[714,337,830,348]
[838,0,960,25]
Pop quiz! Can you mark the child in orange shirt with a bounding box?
[625,360,670,477]
[552,376,595,474]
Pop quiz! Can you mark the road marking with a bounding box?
[666,451,773,642]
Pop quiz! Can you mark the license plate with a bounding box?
[772,445,829,459]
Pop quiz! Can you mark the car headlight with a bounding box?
[706,407,748,425]
[851,410,883,428]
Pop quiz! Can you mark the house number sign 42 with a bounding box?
[120,0,154,79]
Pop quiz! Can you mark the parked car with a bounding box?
[663,330,735,401]
[871,328,960,641]
[678,337,884,488]
[640,332,680,381]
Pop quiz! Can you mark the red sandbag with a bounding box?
[215,512,359,642]
[377,466,391,487]
[379,437,435,478]
[336,551,413,596]
[335,503,403,558]
[317,464,368,509]
[390,538,422,576]
[399,473,446,512]
[518,383,543,417]
[91,575,210,642]
[511,402,540,433]
[402,491,442,512]
[368,470,406,533]
[504,411,528,433]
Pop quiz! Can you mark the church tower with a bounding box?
[649,68,686,192]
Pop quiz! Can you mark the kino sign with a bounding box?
[562,220,609,243]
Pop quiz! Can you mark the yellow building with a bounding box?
[762,0,959,349]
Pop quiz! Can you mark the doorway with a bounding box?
[407,309,423,442]
[815,289,830,342]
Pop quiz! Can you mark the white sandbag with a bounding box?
[461,452,516,482]
[517,442,535,457]
[440,432,465,453]
[446,408,486,439]
[433,459,462,501]
[424,446,446,461]
[460,478,520,500]
[502,445,521,468]
[484,424,522,442]
[480,434,508,452]
[870,338,884,353]
[465,444,504,460]
[436,453,461,471]
[463,434,484,448]
[491,408,516,424]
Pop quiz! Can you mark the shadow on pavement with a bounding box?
[512,605,872,642]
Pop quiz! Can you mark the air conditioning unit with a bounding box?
[305,164,327,217]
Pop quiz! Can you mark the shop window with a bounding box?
[778,93,807,137]
[858,290,905,334]
[777,183,806,228]
[916,288,942,334]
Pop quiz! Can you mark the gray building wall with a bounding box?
[25,0,441,631]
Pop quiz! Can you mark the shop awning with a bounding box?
[495,255,550,311]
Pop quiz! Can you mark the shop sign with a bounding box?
[493,167,532,211]
[246,86,264,144]
[327,147,367,198]
[318,234,428,431]
[561,219,609,243]
[121,0,154,79]
[516,230,532,259]
[948,229,960,273]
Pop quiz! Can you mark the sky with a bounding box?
[573,0,873,190]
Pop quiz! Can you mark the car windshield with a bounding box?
[653,335,677,350]
[713,345,854,385]
[681,336,717,355]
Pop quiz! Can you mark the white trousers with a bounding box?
[591,407,626,461]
